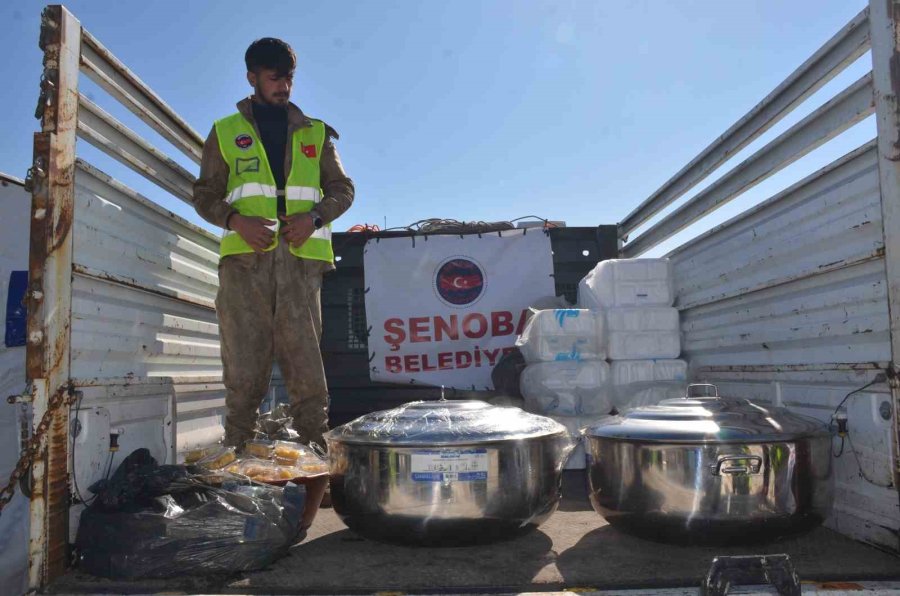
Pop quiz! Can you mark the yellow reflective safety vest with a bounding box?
[214,112,333,262]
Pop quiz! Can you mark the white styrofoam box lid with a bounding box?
[608,332,682,361]
[598,258,671,281]
[610,359,688,386]
[578,258,674,308]
[606,306,680,332]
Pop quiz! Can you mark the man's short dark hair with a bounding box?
[245,38,296,76]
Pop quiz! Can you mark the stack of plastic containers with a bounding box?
[579,257,687,411]
[513,259,687,470]
[515,309,611,469]
[609,358,687,410]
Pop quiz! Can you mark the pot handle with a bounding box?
[710,454,763,476]
[687,383,719,398]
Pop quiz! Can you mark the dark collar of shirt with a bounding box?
[251,101,289,213]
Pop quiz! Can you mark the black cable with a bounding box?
[828,373,894,488]
[103,449,115,481]
[829,377,878,459]
[381,214,555,235]
[831,378,880,420]
[832,436,845,458]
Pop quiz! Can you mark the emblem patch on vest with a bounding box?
[235,134,254,150]
[301,143,317,158]
[235,157,260,174]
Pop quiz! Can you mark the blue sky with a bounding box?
[0,1,874,256]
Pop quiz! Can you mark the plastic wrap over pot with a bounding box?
[326,399,571,450]
[325,401,576,545]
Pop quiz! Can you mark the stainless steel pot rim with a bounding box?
[583,394,829,443]
[325,399,570,446]
[324,431,570,447]
[581,432,827,444]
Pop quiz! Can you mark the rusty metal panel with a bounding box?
[24,5,215,588]
[26,5,81,590]
[619,8,871,238]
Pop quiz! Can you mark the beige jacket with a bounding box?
[192,96,355,238]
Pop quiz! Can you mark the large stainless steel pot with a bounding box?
[584,384,833,543]
[325,400,573,545]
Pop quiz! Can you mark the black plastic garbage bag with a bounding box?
[76,448,298,579]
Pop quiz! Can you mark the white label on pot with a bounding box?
[410,448,488,482]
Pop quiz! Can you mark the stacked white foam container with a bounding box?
[516,309,611,469]
[579,257,687,413]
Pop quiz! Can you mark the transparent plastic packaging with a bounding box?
[610,359,688,410]
[195,446,237,470]
[520,361,613,417]
[325,399,572,448]
[183,445,220,464]
[254,404,299,441]
[244,439,275,459]
[229,459,304,483]
[271,441,323,466]
[515,309,606,363]
[606,306,681,360]
[578,258,674,309]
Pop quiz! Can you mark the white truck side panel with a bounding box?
[0,175,31,596]
[669,143,900,551]
[69,160,226,493]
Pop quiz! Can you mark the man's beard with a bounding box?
[255,85,289,106]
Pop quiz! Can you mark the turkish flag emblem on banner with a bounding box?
[364,229,555,390]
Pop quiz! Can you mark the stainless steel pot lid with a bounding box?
[325,399,567,446]
[584,384,828,443]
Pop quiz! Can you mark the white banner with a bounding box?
[364,229,555,389]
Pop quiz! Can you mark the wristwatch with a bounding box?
[310,210,324,229]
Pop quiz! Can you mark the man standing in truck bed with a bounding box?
[192,38,354,448]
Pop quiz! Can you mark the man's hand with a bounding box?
[230,214,276,253]
[279,213,315,248]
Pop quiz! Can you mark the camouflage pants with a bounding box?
[216,240,329,448]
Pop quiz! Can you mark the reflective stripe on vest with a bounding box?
[223,224,331,241]
[214,112,334,263]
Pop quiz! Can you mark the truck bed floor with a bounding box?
[49,472,899,594]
